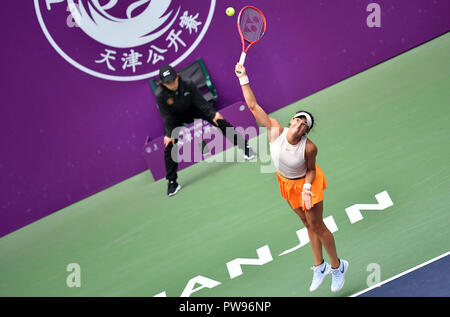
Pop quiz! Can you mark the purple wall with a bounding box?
[1,0,449,237]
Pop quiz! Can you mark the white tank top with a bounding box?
[270,128,307,179]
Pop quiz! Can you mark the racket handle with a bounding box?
[236,52,246,74]
[238,51,246,65]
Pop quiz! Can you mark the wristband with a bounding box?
[303,183,312,191]
[239,75,249,86]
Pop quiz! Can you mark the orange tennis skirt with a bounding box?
[276,164,327,211]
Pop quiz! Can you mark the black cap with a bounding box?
[159,65,177,83]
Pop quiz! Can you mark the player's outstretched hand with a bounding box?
[235,64,246,78]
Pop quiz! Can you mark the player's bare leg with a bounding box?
[292,206,323,266]
[304,202,339,268]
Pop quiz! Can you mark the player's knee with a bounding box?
[293,209,309,227]
[299,216,309,228]
[309,220,326,234]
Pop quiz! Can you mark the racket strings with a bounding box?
[239,8,265,42]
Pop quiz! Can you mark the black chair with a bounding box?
[150,59,218,107]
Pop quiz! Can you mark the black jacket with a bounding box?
[156,78,213,137]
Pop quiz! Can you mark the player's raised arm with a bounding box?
[235,64,282,141]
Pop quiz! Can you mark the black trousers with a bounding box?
[165,110,248,182]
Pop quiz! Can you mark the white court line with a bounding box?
[350,251,450,297]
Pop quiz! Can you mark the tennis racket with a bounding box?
[236,6,267,73]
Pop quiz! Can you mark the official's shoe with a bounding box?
[331,259,349,292]
[167,181,181,197]
[244,146,256,160]
[309,261,331,292]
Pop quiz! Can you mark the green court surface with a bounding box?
[1,34,449,297]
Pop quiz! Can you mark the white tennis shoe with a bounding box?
[331,259,349,292]
[309,261,331,292]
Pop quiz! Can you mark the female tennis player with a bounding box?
[235,63,348,292]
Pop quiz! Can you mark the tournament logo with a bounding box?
[34,0,216,81]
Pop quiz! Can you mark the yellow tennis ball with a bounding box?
[226,7,235,16]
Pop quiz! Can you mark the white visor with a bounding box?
[293,112,312,129]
